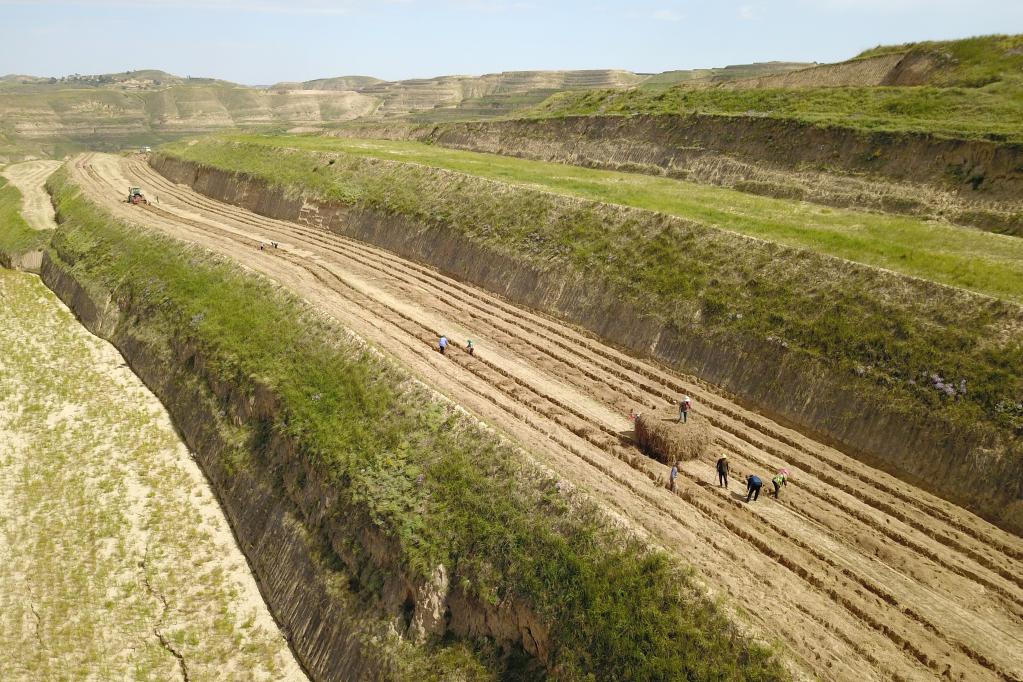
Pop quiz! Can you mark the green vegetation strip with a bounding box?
[0,176,50,261]
[531,36,1023,143]
[0,267,296,678]
[47,168,787,681]
[188,134,1023,304]
[158,136,1023,442]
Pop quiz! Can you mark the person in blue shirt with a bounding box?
[669,462,679,492]
[439,336,449,355]
[746,474,763,502]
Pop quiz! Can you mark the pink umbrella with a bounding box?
[779,468,790,477]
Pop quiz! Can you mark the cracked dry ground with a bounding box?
[76,153,1023,682]
[0,266,306,681]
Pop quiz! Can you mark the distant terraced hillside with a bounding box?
[0,62,811,160]
[271,69,648,118]
[0,70,378,160]
[271,65,812,121]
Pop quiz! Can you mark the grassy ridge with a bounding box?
[157,137,1023,444]
[47,167,787,680]
[0,176,50,261]
[532,83,1023,142]
[531,35,1023,142]
[169,134,1023,304]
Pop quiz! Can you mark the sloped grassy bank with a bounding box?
[43,166,786,681]
[153,140,1023,534]
[0,176,50,271]
[329,116,1023,236]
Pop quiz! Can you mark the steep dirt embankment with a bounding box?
[152,154,1023,534]
[333,115,1023,234]
[40,246,404,682]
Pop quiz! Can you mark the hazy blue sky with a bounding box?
[1,0,1021,84]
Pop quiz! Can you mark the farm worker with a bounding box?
[259,242,265,251]
[678,395,693,423]
[772,469,789,499]
[439,336,449,355]
[716,455,729,488]
[746,474,763,502]
[466,339,475,356]
[670,462,680,493]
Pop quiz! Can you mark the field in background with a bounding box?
[188,134,1023,303]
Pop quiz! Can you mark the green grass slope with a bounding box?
[190,134,1023,304]
[532,35,1023,142]
[0,177,50,264]
[46,166,788,681]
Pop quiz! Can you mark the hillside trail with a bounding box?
[71,152,1023,682]
[1,160,61,230]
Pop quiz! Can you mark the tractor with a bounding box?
[127,187,148,205]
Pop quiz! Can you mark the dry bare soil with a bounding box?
[0,254,305,678]
[68,152,1023,682]
[0,160,62,231]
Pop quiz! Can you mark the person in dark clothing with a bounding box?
[716,455,729,488]
[746,474,763,502]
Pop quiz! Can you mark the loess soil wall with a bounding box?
[41,241,417,682]
[151,154,1023,534]
[332,115,1023,235]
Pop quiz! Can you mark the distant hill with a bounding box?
[0,63,810,159]
[529,34,1023,143]
[0,72,379,161]
[271,69,649,118]
[270,65,811,122]
[637,62,812,90]
[271,75,385,92]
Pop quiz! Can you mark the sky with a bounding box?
[0,0,1021,84]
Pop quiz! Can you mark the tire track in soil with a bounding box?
[70,153,1023,682]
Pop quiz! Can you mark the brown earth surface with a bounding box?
[1,160,61,230]
[68,152,1023,682]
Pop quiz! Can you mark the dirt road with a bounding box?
[1,160,61,231]
[70,153,1023,681]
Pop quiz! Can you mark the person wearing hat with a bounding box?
[772,469,789,499]
[716,455,730,488]
[466,339,475,356]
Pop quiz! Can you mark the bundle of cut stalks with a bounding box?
[634,412,711,465]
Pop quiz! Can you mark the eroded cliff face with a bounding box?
[150,155,1023,534]
[331,115,1023,235]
